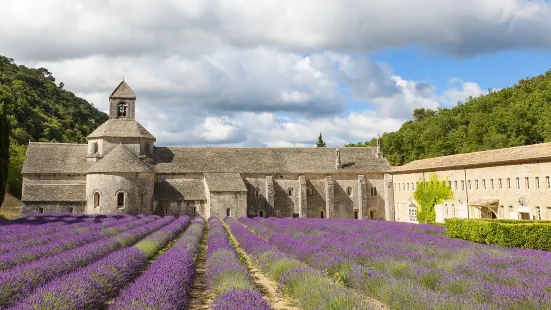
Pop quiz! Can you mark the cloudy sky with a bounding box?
[2,0,551,147]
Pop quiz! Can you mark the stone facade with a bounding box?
[20,81,391,219]
[388,144,551,223]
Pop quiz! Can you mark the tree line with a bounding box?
[346,69,551,166]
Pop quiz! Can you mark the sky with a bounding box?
[2,0,551,147]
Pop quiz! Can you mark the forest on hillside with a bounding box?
[347,69,551,166]
[0,56,108,199]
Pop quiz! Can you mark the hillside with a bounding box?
[0,56,108,198]
[347,69,551,166]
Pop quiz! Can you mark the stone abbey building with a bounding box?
[21,81,392,219]
[390,143,551,223]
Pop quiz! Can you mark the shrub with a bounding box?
[445,219,551,250]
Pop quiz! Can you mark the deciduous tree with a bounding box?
[413,173,453,223]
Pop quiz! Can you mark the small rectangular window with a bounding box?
[475,180,478,190]
[547,176,551,189]
[499,178,502,189]
[448,181,451,188]
[482,179,486,190]
[536,207,541,220]
[507,178,511,189]
[407,183,410,191]
[468,180,471,190]
[525,177,530,190]
[454,181,458,190]
[516,177,520,189]
[490,179,494,189]
[536,177,540,189]
[461,180,465,190]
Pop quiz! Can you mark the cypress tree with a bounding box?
[0,103,9,206]
[316,133,326,147]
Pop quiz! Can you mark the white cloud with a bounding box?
[439,78,486,106]
[1,0,551,61]
[0,0,507,147]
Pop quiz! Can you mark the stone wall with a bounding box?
[391,161,551,222]
[243,175,271,217]
[152,199,204,217]
[22,202,86,214]
[86,172,154,215]
[209,192,247,218]
[274,176,298,218]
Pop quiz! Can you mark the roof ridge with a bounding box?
[404,142,551,165]
[163,146,376,149]
[29,142,84,146]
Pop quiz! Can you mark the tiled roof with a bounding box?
[154,179,206,201]
[87,144,154,174]
[22,184,85,202]
[204,173,247,192]
[22,143,91,174]
[110,80,135,99]
[152,147,391,174]
[87,119,155,140]
[391,142,551,173]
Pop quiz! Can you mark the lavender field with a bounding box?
[0,212,549,309]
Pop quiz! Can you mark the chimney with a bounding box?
[376,134,383,158]
[335,146,342,169]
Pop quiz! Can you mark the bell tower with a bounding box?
[109,78,136,120]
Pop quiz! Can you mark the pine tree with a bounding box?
[316,133,326,147]
[0,103,10,206]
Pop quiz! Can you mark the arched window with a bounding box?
[226,208,231,217]
[117,102,128,118]
[369,210,375,219]
[255,188,260,197]
[346,187,352,196]
[117,192,125,209]
[94,192,100,208]
[354,209,359,219]
[139,192,144,207]
[164,207,169,215]
[37,207,44,213]
[259,210,264,218]
[320,210,325,218]
[307,188,313,196]
[191,205,197,216]
[287,188,293,196]
[67,206,74,213]
[144,142,150,156]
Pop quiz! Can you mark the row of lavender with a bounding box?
[110,216,206,309]
[13,216,192,309]
[206,217,270,310]
[225,217,369,310]
[0,213,127,243]
[0,215,141,269]
[244,217,551,309]
[0,215,166,308]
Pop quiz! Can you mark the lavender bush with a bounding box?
[225,217,366,310]
[13,216,190,309]
[248,217,551,309]
[0,215,143,270]
[109,216,205,310]
[0,215,168,308]
[205,217,270,310]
